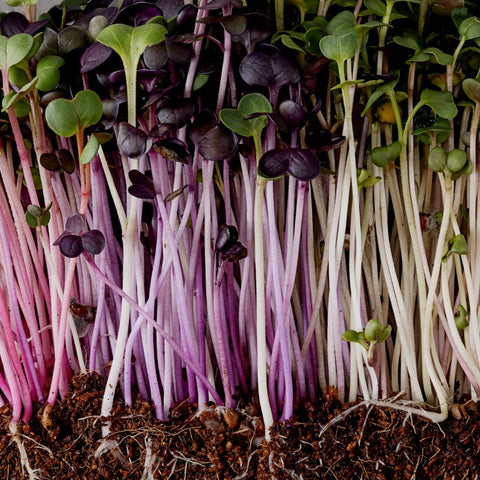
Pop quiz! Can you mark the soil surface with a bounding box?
[1,374,479,479]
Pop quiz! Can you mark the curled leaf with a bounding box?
[116,122,151,159]
[128,169,156,199]
[215,225,239,253]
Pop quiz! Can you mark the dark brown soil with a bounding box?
[1,374,479,479]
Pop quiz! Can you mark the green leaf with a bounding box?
[412,117,451,136]
[220,93,272,138]
[355,20,390,37]
[96,24,133,62]
[80,135,100,164]
[132,23,168,56]
[420,89,457,119]
[341,330,368,350]
[326,11,357,35]
[45,99,79,137]
[237,94,272,121]
[446,148,467,172]
[1,77,38,112]
[330,79,365,90]
[362,0,386,16]
[8,65,29,88]
[357,168,381,188]
[422,47,453,66]
[304,27,323,55]
[442,234,469,262]
[361,77,400,116]
[25,203,51,228]
[280,34,306,53]
[408,51,430,63]
[193,74,209,91]
[97,23,167,69]
[428,146,447,172]
[220,109,254,137]
[364,318,391,343]
[12,97,31,117]
[36,55,65,91]
[0,34,35,69]
[463,78,480,103]
[371,141,402,167]
[73,90,103,129]
[455,305,469,330]
[43,90,102,137]
[392,33,421,51]
[319,33,360,63]
[459,16,480,41]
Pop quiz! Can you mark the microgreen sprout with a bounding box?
[2,0,480,460]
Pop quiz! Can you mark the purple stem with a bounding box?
[83,254,222,404]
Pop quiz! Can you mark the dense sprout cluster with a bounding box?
[0,0,480,446]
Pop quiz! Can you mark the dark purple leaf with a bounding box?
[157,0,185,19]
[190,110,219,145]
[165,36,193,63]
[36,27,59,57]
[215,225,239,253]
[197,14,247,35]
[259,148,321,181]
[144,37,193,68]
[40,149,75,174]
[73,7,118,30]
[128,184,156,199]
[116,2,163,26]
[116,122,151,159]
[128,169,156,199]
[176,5,198,32]
[143,43,168,69]
[200,0,242,8]
[0,12,29,37]
[198,126,238,162]
[153,138,191,164]
[107,70,127,85]
[80,42,112,73]
[239,52,301,89]
[221,242,247,262]
[301,56,331,95]
[25,19,50,35]
[278,100,308,129]
[156,98,196,128]
[231,12,271,51]
[150,124,175,138]
[138,69,168,92]
[102,99,120,129]
[58,234,83,258]
[40,152,61,172]
[287,149,321,181]
[315,136,346,152]
[258,149,289,178]
[81,230,106,255]
[58,149,76,174]
[65,213,85,235]
[305,128,331,148]
[57,26,89,55]
[222,15,248,35]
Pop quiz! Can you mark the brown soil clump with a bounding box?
[1,374,479,479]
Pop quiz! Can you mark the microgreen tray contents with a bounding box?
[1,0,480,478]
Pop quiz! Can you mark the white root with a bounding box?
[9,422,44,480]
